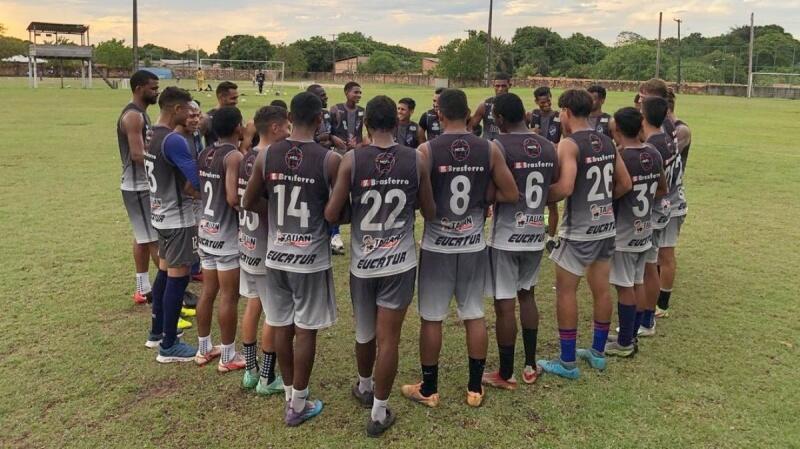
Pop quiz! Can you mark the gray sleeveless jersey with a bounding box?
[559,130,617,241]
[238,148,268,274]
[645,132,678,230]
[197,143,239,256]
[482,97,500,140]
[421,133,491,254]
[117,103,151,191]
[145,126,195,229]
[615,145,664,252]
[263,140,333,273]
[671,120,690,217]
[489,133,558,251]
[350,144,419,278]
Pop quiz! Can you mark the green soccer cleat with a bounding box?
[242,369,259,390]
[256,376,285,396]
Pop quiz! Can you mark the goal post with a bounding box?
[199,59,285,95]
[748,72,800,99]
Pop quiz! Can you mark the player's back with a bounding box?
[350,144,419,278]
[615,145,663,252]
[264,140,333,273]
[145,126,195,229]
[645,131,677,230]
[238,148,268,274]
[197,143,239,255]
[560,130,616,241]
[117,103,151,191]
[671,119,690,218]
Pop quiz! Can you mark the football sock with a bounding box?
[633,311,643,336]
[150,270,167,336]
[658,289,672,310]
[559,328,577,363]
[358,375,374,394]
[617,303,637,347]
[498,344,515,380]
[291,387,309,413]
[283,384,293,402]
[592,321,611,354]
[161,275,189,349]
[221,342,236,364]
[642,309,655,329]
[136,272,151,294]
[420,364,438,397]
[197,335,212,355]
[522,328,538,367]
[371,398,388,424]
[468,357,485,393]
[243,342,258,373]
[261,351,277,384]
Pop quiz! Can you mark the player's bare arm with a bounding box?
[416,149,436,220]
[612,148,633,199]
[489,141,519,203]
[122,111,146,164]
[239,120,257,154]
[656,171,668,197]
[324,150,353,224]
[467,102,486,132]
[225,151,243,208]
[548,138,578,202]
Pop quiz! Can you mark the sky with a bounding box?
[1,0,798,53]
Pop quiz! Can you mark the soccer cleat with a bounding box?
[242,369,259,390]
[177,317,193,330]
[132,291,150,305]
[536,359,580,380]
[481,370,518,390]
[466,387,485,407]
[182,291,198,308]
[156,341,197,363]
[655,307,670,318]
[180,307,196,318]
[145,333,162,349]
[576,348,607,370]
[522,365,542,384]
[194,346,221,366]
[604,341,636,358]
[285,399,324,427]
[331,234,345,255]
[352,383,375,408]
[218,353,246,373]
[256,376,285,396]
[366,407,396,438]
[638,322,656,337]
[400,383,439,408]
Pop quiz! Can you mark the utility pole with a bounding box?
[486,0,493,87]
[656,12,663,78]
[674,18,682,92]
[747,12,755,98]
[329,34,337,75]
[132,0,139,71]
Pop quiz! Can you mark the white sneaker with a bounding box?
[331,234,345,255]
[637,322,656,337]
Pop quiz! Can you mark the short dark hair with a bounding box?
[365,95,398,132]
[344,81,361,93]
[130,70,158,92]
[557,89,593,118]
[434,87,445,95]
[493,72,511,82]
[666,88,676,112]
[534,86,551,99]
[613,107,643,138]
[290,92,323,126]
[641,97,668,128]
[211,106,243,138]
[254,105,289,135]
[640,78,668,98]
[216,81,238,96]
[398,97,416,111]
[587,84,607,100]
[306,84,323,94]
[270,99,288,109]
[158,86,192,110]
[493,93,525,125]
[438,89,469,121]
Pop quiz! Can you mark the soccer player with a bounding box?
[256,70,266,94]
[325,95,436,437]
[307,84,346,151]
[239,106,290,394]
[401,88,518,408]
[395,97,420,148]
[242,92,341,427]
[529,86,563,251]
[537,89,631,379]
[194,107,246,372]
[468,73,512,141]
[143,86,200,362]
[203,81,239,147]
[331,81,365,151]
[587,85,612,138]
[118,70,159,305]
[482,93,558,389]
[175,100,205,286]
[417,87,444,144]
[604,107,667,357]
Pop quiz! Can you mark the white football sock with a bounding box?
[358,375,374,394]
[283,384,293,402]
[371,398,388,423]
[136,272,151,294]
[291,387,309,413]
[198,335,212,355]
[221,342,236,364]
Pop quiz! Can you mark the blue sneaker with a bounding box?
[536,358,580,380]
[285,399,323,427]
[156,340,197,363]
[576,348,607,370]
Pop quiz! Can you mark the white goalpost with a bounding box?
[199,58,286,96]
[747,72,800,99]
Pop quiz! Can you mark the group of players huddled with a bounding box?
[116,70,690,436]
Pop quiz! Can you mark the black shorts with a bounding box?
[157,226,198,268]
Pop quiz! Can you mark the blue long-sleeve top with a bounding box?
[164,132,200,191]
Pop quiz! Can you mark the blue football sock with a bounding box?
[617,303,637,347]
[150,270,167,336]
[161,275,190,348]
[592,321,611,354]
[642,309,655,329]
[559,328,577,363]
[633,311,643,336]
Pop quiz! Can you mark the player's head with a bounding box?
[666,88,676,112]
[397,97,415,122]
[344,81,362,104]
[254,105,290,141]
[534,86,552,112]
[433,87,445,112]
[157,86,193,125]
[306,84,328,108]
[641,96,668,129]
[587,84,606,113]
[216,81,239,107]
[211,106,244,140]
[492,73,512,96]
[638,78,669,107]
[437,89,470,124]
[270,99,288,109]
[185,100,202,134]
[633,93,641,111]
[366,95,398,133]
[289,92,323,129]
[130,70,159,105]
[557,89,593,132]
[492,93,526,133]
[612,107,643,141]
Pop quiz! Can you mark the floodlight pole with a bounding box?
[747,12,755,98]
[486,0,493,87]
[132,0,139,71]
[656,12,663,78]
[674,18,682,92]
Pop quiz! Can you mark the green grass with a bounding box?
[0,77,799,449]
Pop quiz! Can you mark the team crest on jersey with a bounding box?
[523,138,542,158]
[450,139,471,161]
[285,146,303,171]
[274,231,312,247]
[639,152,654,172]
[361,232,406,255]
[590,134,604,153]
[374,152,396,175]
[239,231,257,251]
[150,197,162,210]
[244,156,255,177]
[596,125,604,133]
[515,212,544,228]
[441,215,474,233]
[633,219,651,235]
[548,124,558,137]
[200,218,220,235]
[590,203,613,221]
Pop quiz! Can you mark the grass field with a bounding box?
[0,77,799,449]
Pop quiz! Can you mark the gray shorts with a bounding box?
[263,267,336,330]
[660,216,684,248]
[487,248,543,299]
[610,251,648,287]
[156,226,198,268]
[549,237,615,277]
[350,268,416,344]
[645,229,664,264]
[418,249,487,321]
[122,190,157,244]
[240,269,268,300]
[199,249,239,271]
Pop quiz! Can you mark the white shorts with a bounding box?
[487,248,543,299]
[240,269,268,300]
[610,251,648,287]
[645,229,664,264]
[199,250,240,271]
[549,237,615,277]
[660,216,684,248]
[418,249,488,322]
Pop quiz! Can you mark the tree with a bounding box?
[216,35,274,68]
[563,33,607,65]
[0,35,28,59]
[510,26,564,76]
[94,38,133,69]
[0,23,6,35]
[360,51,399,74]
[293,36,334,72]
[593,41,657,81]
[616,31,646,46]
[437,31,487,81]
[274,43,307,73]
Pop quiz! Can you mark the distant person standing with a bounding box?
[330,81,365,151]
[468,72,512,141]
[417,87,444,144]
[196,67,205,92]
[256,70,266,94]
[394,97,420,148]
[529,86,562,251]
[587,85,612,138]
